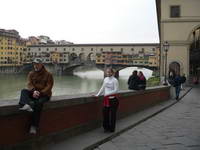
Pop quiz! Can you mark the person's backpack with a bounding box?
[181,76,186,84]
[168,78,175,86]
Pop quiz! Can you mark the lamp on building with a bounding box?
[163,41,170,85]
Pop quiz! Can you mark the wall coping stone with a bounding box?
[0,85,169,116]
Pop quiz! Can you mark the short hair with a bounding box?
[106,68,115,73]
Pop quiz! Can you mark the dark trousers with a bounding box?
[103,98,119,131]
[175,85,181,99]
[19,89,50,128]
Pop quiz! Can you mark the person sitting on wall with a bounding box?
[127,70,140,90]
[138,71,146,90]
[18,58,54,134]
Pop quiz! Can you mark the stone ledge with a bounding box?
[0,85,170,148]
[0,85,169,116]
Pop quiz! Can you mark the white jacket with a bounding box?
[96,76,119,96]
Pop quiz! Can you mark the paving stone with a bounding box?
[98,141,119,150]
[95,87,200,150]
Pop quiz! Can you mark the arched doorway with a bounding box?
[169,62,180,76]
[189,26,200,79]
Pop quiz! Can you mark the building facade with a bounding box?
[25,45,69,64]
[27,43,160,70]
[0,29,26,69]
[156,0,200,79]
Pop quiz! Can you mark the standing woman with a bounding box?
[95,68,119,132]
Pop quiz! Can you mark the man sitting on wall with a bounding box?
[18,58,54,134]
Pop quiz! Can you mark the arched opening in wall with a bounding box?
[69,53,78,62]
[79,53,85,62]
[189,26,200,79]
[87,53,95,62]
[169,62,180,76]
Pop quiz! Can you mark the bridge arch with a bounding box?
[87,53,95,61]
[79,53,85,62]
[69,53,78,61]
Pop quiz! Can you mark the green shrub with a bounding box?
[147,77,160,87]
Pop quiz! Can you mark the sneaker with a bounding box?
[29,126,37,134]
[19,104,33,112]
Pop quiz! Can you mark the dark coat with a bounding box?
[173,75,182,87]
[128,74,140,90]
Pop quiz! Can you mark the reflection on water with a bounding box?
[0,67,152,100]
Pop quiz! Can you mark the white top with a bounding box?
[96,76,119,96]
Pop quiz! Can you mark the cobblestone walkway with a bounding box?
[95,87,200,150]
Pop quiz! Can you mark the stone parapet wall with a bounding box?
[0,86,170,149]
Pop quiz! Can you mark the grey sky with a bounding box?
[1,0,159,43]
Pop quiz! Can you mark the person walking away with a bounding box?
[95,68,119,133]
[173,73,182,100]
[138,71,146,90]
[18,58,54,134]
[127,70,140,90]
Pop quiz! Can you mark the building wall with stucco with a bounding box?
[157,0,200,78]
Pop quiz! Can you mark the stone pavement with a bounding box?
[95,86,200,150]
[42,86,193,150]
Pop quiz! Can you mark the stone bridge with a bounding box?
[25,44,160,76]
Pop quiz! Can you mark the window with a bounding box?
[170,5,180,18]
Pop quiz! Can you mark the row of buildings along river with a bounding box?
[0,28,160,74]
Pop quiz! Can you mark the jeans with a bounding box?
[19,89,50,127]
[175,86,181,99]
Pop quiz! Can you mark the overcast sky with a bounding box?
[1,0,159,44]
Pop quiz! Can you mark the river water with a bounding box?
[0,67,153,100]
